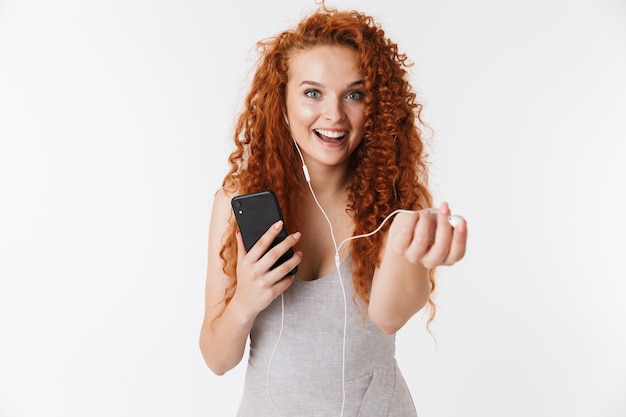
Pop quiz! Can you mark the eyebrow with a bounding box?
[299,80,365,88]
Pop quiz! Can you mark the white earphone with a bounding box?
[267,137,463,417]
[448,214,464,228]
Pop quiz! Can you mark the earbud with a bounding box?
[448,214,464,228]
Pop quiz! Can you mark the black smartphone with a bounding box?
[231,190,297,276]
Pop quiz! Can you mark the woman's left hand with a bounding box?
[387,202,467,269]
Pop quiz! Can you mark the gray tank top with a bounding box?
[236,256,418,417]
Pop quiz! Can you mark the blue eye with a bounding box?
[305,90,321,98]
[346,91,364,100]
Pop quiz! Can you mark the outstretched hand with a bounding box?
[387,202,467,269]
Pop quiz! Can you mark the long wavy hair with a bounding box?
[216,3,437,325]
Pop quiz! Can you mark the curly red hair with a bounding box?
[217,3,437,324]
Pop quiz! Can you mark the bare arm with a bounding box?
[199,189,302,375]
[368,202,467,334]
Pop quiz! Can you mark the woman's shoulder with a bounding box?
[213,186,235,202]
[210,187,237,222]
[213,184,245,205]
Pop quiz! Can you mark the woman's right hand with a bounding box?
[231,220,302,320]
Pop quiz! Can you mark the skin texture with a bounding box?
[199,6,467,375]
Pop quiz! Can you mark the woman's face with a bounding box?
[285,45,366,172]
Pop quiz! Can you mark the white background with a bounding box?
[1,0,625,416]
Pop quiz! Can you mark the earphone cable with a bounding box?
[276,140,439,417]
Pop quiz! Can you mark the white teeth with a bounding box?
[315,129,345,139]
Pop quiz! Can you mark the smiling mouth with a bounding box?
[314,128,346,143]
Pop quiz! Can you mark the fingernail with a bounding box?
[274,220,284,229]
[293,232,301,241]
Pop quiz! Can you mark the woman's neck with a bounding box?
[301,160,352,198]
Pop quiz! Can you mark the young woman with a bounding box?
[200,3,467,416]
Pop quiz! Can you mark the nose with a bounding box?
[323,97,345,122]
